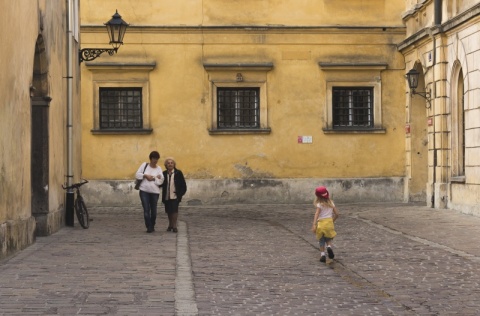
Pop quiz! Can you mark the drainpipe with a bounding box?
[65,0,74,226]
[434,0,442,25]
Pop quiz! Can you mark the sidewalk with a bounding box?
[1,203,480,315]
[0,209,180,315]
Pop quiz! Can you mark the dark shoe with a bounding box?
[167,226,173,232]
[172,228,178,233]
[147,229,153,233]
[327,247,334,259]
[320,255,326,263]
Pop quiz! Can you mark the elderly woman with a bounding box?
[161,157,187,233]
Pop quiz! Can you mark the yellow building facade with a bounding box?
[0,1,82,259]
[399,0,480,215]
[80,0,408,206]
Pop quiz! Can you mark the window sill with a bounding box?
[91,128,153,135]
[209,128,271,135]
[451,176,466,183]
[323,128,386,134]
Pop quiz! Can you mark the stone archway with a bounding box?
[31,35,51,235]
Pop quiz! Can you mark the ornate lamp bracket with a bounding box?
[79,48,118,63]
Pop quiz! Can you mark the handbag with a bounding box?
[134,162,148,190]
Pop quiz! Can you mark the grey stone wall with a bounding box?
[82,177,405,207]
[0,216,36,260]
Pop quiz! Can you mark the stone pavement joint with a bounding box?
[175,221,199,315]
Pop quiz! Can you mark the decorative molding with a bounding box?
[319,62,388,70]
[85,62,156,71]
[204,63,273,71]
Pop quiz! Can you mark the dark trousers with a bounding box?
[139,190,159,230]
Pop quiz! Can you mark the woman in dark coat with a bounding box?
[162,157,187,233]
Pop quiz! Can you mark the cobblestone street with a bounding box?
[185,203,480,315]
[1,203,480,315]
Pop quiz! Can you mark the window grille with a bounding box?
[217,88,260,128]
[99,88,143,129]
[332,87,373,128]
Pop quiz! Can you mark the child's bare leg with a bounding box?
[319,238,326,262]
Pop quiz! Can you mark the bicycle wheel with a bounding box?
[75,196,90,229]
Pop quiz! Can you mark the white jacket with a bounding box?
[136,163,165,194]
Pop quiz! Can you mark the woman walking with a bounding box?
[162,157,187,233]
[136,151,164,233]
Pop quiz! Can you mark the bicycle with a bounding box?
[62,179,90,229]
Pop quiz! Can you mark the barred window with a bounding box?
[217,88,259,128]
[332,87,373,128]
[99,88,143,129]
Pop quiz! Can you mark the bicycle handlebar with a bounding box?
[62,179,89,190]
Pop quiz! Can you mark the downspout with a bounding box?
[434,0,442,25]
[65,0,74,225]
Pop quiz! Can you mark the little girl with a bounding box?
[311,186,339,262]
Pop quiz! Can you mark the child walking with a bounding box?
[311,186,339,262]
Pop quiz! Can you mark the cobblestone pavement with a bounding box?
[183,203,480,315]
[1,202,480,315]
[0,210,178,315]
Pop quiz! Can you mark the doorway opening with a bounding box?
[31,35,50,231]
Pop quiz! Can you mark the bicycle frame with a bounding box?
[62,179,89,228]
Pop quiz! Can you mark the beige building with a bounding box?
[80,0,408,206]
[0,1,82,259]
[399,0,480,215]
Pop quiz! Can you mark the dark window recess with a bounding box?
[99,88,143,129]
[332,87,373,128]
[217,88,259,128]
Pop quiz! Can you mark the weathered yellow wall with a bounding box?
[0,2,37,222]
[1,0,82,258]
[81,0,404,27]
[80,0,407,204]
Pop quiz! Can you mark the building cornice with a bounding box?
[398,3,480,51]
[82,24,406,35]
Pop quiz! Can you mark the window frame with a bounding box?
[450,61,466,182]
[320,63,386,134]
[204,63,273,135]
[87,63,155,135]
[99,87,143,130]
[332,86,374,130]
[216,87,261,129]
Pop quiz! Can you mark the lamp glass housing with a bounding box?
[406,68,419,90]
[105,10,129,49]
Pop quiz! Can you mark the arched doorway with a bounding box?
[408,63,428,203]
[31,35,51,234]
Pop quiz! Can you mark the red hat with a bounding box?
[315,186,329,199]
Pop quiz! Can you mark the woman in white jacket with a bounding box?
[136,151,165,233]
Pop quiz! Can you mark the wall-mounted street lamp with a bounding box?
[79,10,129,63]
[405,68,431,108]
